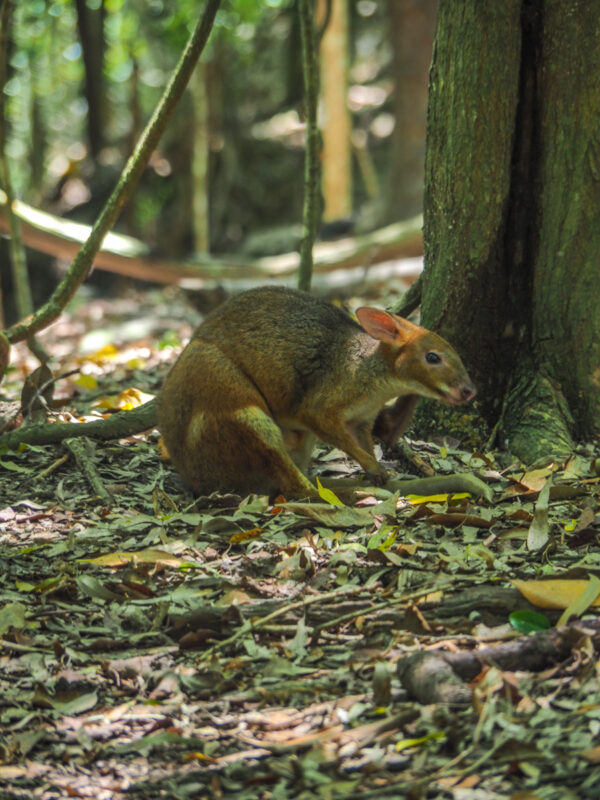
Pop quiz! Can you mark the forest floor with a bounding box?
[1,283,600,800]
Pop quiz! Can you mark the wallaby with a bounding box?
[158,286,476,499]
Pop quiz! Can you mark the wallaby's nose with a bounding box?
[461,385,477,403]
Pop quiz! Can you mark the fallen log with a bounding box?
[0,191,423,286]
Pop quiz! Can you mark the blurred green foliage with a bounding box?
[5,1,294,192]
[2,0,398,257]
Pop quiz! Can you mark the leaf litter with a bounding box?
[0,291,599,799]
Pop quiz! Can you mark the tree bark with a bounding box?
[532,1,600,443]
[420,1,599,461]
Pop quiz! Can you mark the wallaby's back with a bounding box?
[194,286,365,412]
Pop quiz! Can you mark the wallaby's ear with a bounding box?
[356,307,420,345]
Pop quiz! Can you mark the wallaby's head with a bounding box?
[355,307,477,406]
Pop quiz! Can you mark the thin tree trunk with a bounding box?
[74,0,106,159]
[297,0,321,292]
[191,61,210,254]
[0,0,33,319]
[317,0,351,222]
[385,0,437,221]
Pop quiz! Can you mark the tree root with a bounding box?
[397,618,600,705]
[0,400,158,449]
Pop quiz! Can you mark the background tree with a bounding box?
[385,0,437,222]
[420,0,600,461]
[74,0,106,160]
[317,0,351,223]
[190,59,210,254]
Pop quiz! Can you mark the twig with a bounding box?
[197,584,367,662]
[310,581,456,645]
[64,437,112,502]
[0,399,157,449]
[35,453,69,481]
[394,438,435,477]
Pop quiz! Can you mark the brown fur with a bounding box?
[158,287,475,498]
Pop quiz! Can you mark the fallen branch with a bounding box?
[442,618,600,680]
[397,618,600,705]
[0,402,491,504]
[0,192,423,286]
[0,400,157,449]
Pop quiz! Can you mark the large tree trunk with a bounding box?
[420,0,599,462]
[532,2,600,446]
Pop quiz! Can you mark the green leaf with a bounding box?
[509,609,551,633]
[0,602,27,635]
[367,525,397,551]
[527,475,552,551]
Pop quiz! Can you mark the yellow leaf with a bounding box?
[513,578,600,610]
[316,476,345,506]
[405,492,471,505]
[74,374,98,390]
[94,395,125,411]
[581,746,600,763]
[229,528,264,543]
[84,344,119,364]
[220,589,253,605]
[396,542,419,556]
[396,731,445,752]
[93,387,154,411]
[79,549,183,568]
[119,388,154,408]
[518,465,555,491]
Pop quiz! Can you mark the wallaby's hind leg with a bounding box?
[160,340,317,498]
[280,428,317,474]
[232,407,318,498]
[183,405,317,498]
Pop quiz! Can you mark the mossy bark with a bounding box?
[421,0,599,462]
[422,1,522,419]
[532,1,600,441]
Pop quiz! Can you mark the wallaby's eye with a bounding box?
[426,352,442,365]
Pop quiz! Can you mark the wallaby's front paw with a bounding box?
[365,467,389,487]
